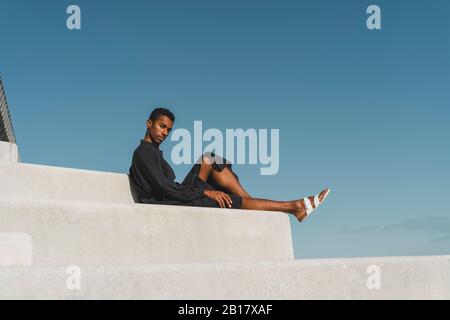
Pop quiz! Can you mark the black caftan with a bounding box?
[129,140,243,209]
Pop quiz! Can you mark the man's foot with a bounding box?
[293,188,331,223]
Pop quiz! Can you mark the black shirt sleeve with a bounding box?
[133,147,205,202]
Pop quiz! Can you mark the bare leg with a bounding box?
[198,156,253,198]
[242,189,330,222]
[241,198,297,213]
[212,167,253,198]
[196,153,330,223]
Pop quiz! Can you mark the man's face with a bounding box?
[147,115,174,145]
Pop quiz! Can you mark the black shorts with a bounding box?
[181,154,243,209]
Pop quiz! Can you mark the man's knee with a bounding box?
[196,152,218,165]
[205,152,228,165]
[195,153,229,171]
[195,153,214,165]
[202,152,215,165]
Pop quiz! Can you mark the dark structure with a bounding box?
[0,77,16,143]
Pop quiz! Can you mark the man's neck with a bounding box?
[144,135,160,148]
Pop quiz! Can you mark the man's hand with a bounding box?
[204,189,233,208]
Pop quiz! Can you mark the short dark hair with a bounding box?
[149,107,175,122]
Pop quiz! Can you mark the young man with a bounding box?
[129,108,330,222]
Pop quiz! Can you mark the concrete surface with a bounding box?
[0,198,294,265]
[0,256,449,300]
[0,162,135,203]
[0,233,32,266]
[0,141,19,163]
[1,156,448,300]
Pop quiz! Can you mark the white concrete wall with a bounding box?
[1,256,449,300]
[0,233,32,266]
[0,162,135,203]
[0,160,294,265]
[0,141,19,163]
[0,198,294,265]
[1,156,448,300]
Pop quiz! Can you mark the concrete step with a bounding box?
[0,198,293,266]
[1,255,449,299]
[0,162,136,204]
[0,141,19,163]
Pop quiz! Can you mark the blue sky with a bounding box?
[1,0,449,259]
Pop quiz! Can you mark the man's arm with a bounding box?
[134,149,205,202]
